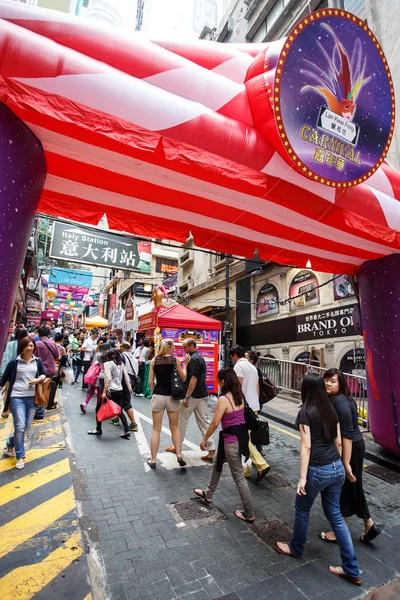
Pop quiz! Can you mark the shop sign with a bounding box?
[256,283,279,318]
[296,304,357,341]
[50,222,151,272]
[275,10,395,187]
[133,282,153,297]
[161,328,219,344]
[26,313,41,326]
[41,310,60,320]
[138,312,157,331]
[125,297,134,321]
[163,273,178,292]
[340,348,365,375]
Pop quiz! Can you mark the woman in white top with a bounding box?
[88,348,132,439]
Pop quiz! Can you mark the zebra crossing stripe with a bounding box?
[0,531,83,599]
[0,487,75,559]
[0,457,70,506]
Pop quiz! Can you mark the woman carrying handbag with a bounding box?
[0,337,45,469]
[88,348,131,439]
[147,339,189,469]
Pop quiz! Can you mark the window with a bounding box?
[155,257,178,274]
[343,0,366,18]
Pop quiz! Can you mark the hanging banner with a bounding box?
[50,222,151,272]
[49,267,93,288]
[275,10,395,187]
[256,283,279,318]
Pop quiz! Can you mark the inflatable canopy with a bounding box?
[0,2,399,275]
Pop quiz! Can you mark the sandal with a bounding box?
[177,456,187,467]
[88,430,102,435]
[361,523,381,544]
[319,531,337,544]
[329,566,362,586]
[235,509,255,524]
[147,459,156,469]
[273,541,302,559]
[194,489,212,505]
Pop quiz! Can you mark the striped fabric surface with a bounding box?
[0,2,399,274]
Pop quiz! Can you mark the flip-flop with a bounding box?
[329,566,362,586]
[194,489,212,504]
[147,459,156,469]
[87,430,102,435]
[165,446,176,454]
[200,455,214,463]
[360,523,381,544]
[273,541,302,559]
[235,509,255,524]
[319,531,337,544]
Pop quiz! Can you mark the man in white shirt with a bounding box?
[81,328,98,391]
[230,345,270,483]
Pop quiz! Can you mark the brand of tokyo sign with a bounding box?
[50,222,151,272]
[296,304,357,341]
[275,10,395,186]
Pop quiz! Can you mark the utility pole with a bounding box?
[224,254,231,367]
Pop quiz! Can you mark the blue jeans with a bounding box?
[290,459,360,579]
[7,396,36,459]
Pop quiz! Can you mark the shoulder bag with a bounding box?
[34,377,53,407]
[170,358,187,400]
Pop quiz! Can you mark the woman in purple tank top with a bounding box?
[194,368,254,523]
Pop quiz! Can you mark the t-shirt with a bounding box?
[234,358,259,412]
[11,356,39,398]
[296,406,340,466]
[331,394,363,443]
[187,351,208,398]
[81,337,97,362]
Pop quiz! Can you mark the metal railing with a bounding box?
[258,357,368,431]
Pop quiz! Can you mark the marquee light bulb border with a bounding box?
[272,9,395,188]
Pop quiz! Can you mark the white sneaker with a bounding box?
[16,459,25,470]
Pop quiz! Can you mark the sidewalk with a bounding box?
[262,393,400,472]
[0,393,93,600]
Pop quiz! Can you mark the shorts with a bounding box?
[151,394,180,412]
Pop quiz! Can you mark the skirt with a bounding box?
[340,438,371,519]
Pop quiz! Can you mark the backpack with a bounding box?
[84,362,101,386]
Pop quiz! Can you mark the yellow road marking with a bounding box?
[0,487,75,559]
[31,413,61,426]
[269,423,301,440]
[0,415,13,447]
[83,594,93,600]
[0,446,65,473]
[0,531,82,600]
[35,425,63,439]
[0,458,70,507]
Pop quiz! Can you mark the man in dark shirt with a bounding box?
[165,338,215,462]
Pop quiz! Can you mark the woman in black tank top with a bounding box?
[148,339,189,469]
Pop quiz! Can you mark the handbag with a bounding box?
[261,375,278,404]
[170,358,187,400]
[97,397,122,422]
[84,362,101,386]
[34,377,53,407]
[250,420,270,446]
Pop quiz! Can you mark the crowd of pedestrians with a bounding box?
[0,326,380,586]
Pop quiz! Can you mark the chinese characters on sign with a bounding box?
[50,222,151,272]
[296,304,357,341]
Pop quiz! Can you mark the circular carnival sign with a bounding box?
[273,9,395,187]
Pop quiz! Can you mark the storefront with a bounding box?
[138,303,222,393]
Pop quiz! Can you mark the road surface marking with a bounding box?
[0,458,70,506]
[0,531,83,600]
[134,408,198,450]
[31,413,61,426]
[35,425,63,439]
[269,423,300,440]
[0,446,65,473]
[0,487,75,559]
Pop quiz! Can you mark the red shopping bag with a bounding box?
[97,397,122,422]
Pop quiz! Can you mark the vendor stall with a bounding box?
[85,316,108,330]
[138,304,222,394]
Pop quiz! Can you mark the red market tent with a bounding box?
[158,304,222,331]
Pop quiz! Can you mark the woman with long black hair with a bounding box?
[275,373,361,586]
[88,348,131,439]
[321,368,381,544]
[194,368,254,523]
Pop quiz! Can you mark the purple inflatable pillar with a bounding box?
[0,103,46,359]
[359,254,400,456]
